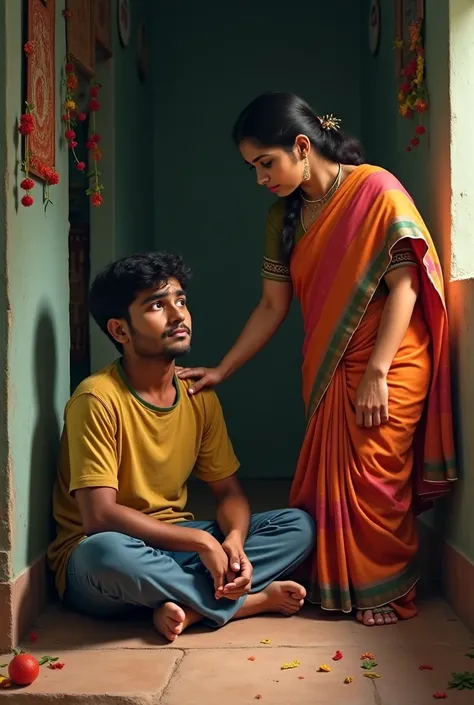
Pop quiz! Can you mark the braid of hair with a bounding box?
[281,190,301,261]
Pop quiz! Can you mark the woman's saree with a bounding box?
[289,165,457,615]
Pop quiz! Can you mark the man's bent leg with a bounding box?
[244,508,316,592]
[65,531,245,628]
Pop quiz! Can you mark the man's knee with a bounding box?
[72,532,142,579]
[285,508,316,550]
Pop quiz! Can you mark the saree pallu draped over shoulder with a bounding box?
[288,164,456,615]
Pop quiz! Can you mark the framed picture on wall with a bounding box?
[66,0,95,77]
[394,0,424,75]
[26,0,56,180]
[95,0,112,58]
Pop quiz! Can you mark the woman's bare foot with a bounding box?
[153,602,203,641]
[234,581,306,619]
[356,608,398,626]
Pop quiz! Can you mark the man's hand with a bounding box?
[215,537,253,601]
[197,535,231,592]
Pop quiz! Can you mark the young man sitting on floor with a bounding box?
[48,252,315,641]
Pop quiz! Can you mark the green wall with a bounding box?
[5,0,70,580]
[89,0,155,372]
[151,0,362,479]
[3,0,155,580]
[0,0,11,585]
[361,0,474,567]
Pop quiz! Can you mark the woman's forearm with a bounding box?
[366,270,419,377]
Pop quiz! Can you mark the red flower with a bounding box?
[64,129,75,141]
[332,651,343,661]
[415,99,428,113]
[49,662,65,670]
[415,125,426,135]
[68,140,78,149]
[86,139,96,150]
[91,192,103,207]
[21,194,34,207]
[90,133,101,143]
[66,74,78,90]
[24,41,34,56]
[401,82,411,94]
[432,693,447,700]
[62,9,73,19]
[61,114,69,122]
[46,169,60,185]
[76,161,86,171]
[88,99,100,112]
[404,60,417,77]
[18,114,35,135]
[90,86,100,98]
[406,146,412,152]
[65,62,75,72]
[20,178,35,191]
[77,112,87,122]
[419,664,433,670]
[29,632,38,643]
[411,137,420,147]
[91,148,103,162]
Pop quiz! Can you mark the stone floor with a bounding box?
[0,597,473,704]
[1,482,473,703]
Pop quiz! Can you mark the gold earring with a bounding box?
[302,156,310,181]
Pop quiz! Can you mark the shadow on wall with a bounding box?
[27,308,61,568]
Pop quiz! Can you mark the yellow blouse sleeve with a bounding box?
[261,202,292,282]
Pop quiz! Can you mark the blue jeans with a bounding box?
[65,508,315,628]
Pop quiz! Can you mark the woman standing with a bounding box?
[178,92,456,626]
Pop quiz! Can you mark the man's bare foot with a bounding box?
[153,602,203,641]
[356,608,398,626]
[234,581,306,619]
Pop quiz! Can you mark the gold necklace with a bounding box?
[301,163,342,218]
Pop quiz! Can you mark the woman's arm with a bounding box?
[356,249,420,427]
[177,278,293,394]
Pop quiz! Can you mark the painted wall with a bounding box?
[2,0,155,580]
[361,0,474,566]
[5,0,70,580]
[89,0,155,372]
[151,0,362,479]
[0,0,11,586]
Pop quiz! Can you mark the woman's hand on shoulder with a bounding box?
[175,366,224,395]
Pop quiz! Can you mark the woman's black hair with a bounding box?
[232,92,365,260]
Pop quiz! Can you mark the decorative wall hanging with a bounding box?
[25,0,56,183]
[118,0,131,47]
[95,0,112,58]
[394,0,428,152]
[66,0,95,76]
[368,0,381,56]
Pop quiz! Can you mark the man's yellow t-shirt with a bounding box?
[47,360,240,598]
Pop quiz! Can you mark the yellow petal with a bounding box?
[260,639,271,645]
[318,664,331,672]
[344,676,354,684]
[281,660,300,670]
[364,672,382,679]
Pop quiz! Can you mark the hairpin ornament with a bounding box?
[319,114,342,131]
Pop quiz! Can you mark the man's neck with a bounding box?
[121,355,177,408]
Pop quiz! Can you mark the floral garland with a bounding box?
[62,7,104,208]
[62,62,104,207]
[394,17,428,152]
[18,9,104,209]
[19,41,60,208]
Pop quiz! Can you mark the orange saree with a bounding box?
[289,165,457,616]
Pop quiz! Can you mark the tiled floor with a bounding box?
[0,598,473,703]
[1,482,473,703]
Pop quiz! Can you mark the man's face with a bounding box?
[110,277,192,360]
